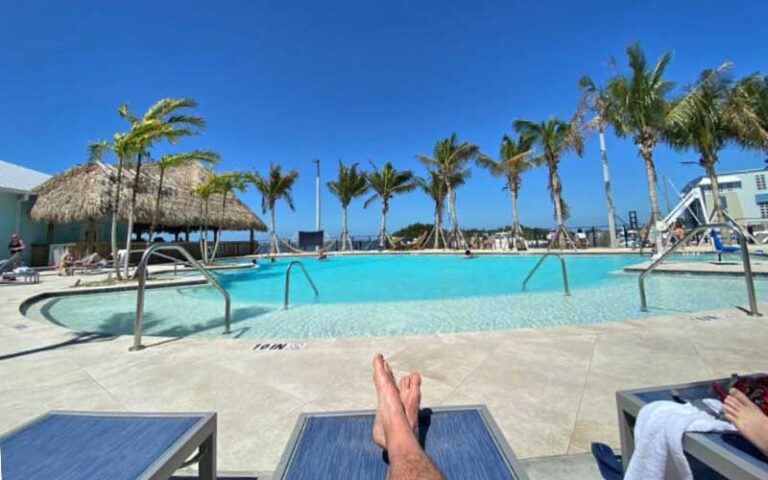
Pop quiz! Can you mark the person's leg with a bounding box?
[372,354,443,480]
[373,371,421,449]
[724,388,768,456]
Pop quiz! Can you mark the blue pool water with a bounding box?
[25,253,767,339]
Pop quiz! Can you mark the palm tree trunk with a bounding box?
[111,156,125,280]
[640,142,663,249]
[269,207,279,255]
[704,157,725,225]
[124,153,143,279]
[598,127,618,248]
[148,168,166,244]
[549,160,566,248]
[446,183,463,248]
[201,198,210,263]
[341,207,349,251]
[379,202,387,249]
[510,187,521,250]
[432,203,442,249]
[211,192,227,261]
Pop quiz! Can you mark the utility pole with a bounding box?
[312,159,321,231]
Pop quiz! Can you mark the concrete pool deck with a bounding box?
[1,269,766,478]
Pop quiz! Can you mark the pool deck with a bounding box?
[1,268,766,478]
[624,258,768,275]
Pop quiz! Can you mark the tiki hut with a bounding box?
[29,160,265,259]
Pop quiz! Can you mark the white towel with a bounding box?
[624,399,736,480]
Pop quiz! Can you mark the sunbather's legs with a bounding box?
[724,388,768,456]
[372,354,443,480]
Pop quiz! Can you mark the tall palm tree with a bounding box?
[605,43,674,249]
[364,161,416,249]
[416,170,466,249]
[579,75,619,247]
[476,134,534,250]
[327,160,368,251]
[148,150,219,242]
[246,164,300,255]
[121,98,205,278]
[192,177,217,264]
[666,64,768,226]
[87,135,134,280]
[209,172,247,262]
[417,134,478,249]
[514,115,584,249]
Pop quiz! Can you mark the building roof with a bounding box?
[0,159,51,194]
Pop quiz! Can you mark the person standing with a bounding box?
[8,233,25,256]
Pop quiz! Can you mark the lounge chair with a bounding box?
[0,410,217,480]
[74,252,107,273]
[0,253,23,282]
[273,405,529,479]
[592,375,768,480]
[710,229,740,262]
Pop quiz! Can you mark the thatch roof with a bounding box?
[30,161,266,231]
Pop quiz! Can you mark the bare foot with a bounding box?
[402,372,421,436]
[371,354,415,450]
[724,388,768,456]
[373,371,421,447]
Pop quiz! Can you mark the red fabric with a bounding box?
[713,375,768,416]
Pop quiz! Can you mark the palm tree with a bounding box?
[192,177,217,264]
[666,64,768,227]
[148,150,219,242]
[476,134,534,250]
[514,115,584,249]
[120,98,205,278]
[327,160,368,251]
[417,134,478,249]
[605,43,674,249]
[579,75,619,247]
[246,164,300,255]
[87,136,133,280]
[416,170,466,249]
[208,172,247,262]
[364,161,416,249]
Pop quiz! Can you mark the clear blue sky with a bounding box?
[2,0,767,238]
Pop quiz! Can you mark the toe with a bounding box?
[411,372,422,387]
[399,375,411,392]
[730,389,751,405]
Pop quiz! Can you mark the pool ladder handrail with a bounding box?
[639,222,760,316]
[284,260,319,309]
[522,253,571,296]
[131,244,231,351]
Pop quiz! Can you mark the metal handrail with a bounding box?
[522,253,571,296]
[639,223,760,316]
[284,261,319,309]
[131,244,231,351]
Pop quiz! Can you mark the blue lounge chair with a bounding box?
[709,229,740,262]
[0,410,217,480]
[273,405,529,479]
[603,376,768,480]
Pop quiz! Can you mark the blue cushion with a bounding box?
[284,409,518,479]
[0,413,200,480]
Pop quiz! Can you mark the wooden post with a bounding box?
[249,228,255,254]
[185,227,190,242]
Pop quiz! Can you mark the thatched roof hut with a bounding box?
[30,160,266,232]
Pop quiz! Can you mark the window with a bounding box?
[760,202,768,219]
[719,196,728,209]
[757,174,766,191]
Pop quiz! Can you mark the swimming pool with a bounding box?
[24,253,767,339]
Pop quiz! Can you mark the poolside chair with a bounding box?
[74,252,107,273]
[709,229,740,262]
[0,253,22,281]
[273,406,529,479]
[0,410,218,480]
[591,375,768,480]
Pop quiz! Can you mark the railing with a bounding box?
[522,253,571,296]
[284,261,319,309]
[639,223,760,316]
[131,244,232,351]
